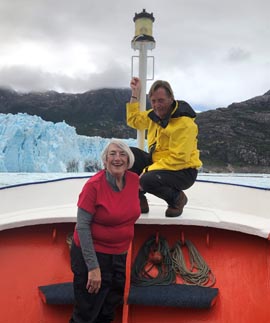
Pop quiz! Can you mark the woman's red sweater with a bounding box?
[73,170,140,254]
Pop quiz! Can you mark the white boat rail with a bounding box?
[0,178,269,239]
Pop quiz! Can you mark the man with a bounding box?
[126,77,202,217]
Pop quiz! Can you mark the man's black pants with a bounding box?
[130,147,198,206]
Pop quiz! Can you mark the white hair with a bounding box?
[101,139,135,169]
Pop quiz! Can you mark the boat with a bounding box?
[2,9,269,320]
[1,175,270,323]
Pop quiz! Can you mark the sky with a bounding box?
[0,0,269,110]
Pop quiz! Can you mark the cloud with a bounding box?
[226,48,251,63]
[0,0,269,109]
[0,61,130,93]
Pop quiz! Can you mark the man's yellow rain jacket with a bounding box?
[126,100,202,172]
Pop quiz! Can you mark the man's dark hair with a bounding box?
[148,80,175,99]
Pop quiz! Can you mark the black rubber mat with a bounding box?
[128,284,219,308]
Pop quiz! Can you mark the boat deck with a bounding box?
[1,178,270,238]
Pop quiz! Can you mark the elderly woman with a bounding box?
[70,139,140,323]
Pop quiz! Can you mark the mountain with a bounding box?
[0,87,269,173]
[0,88,136,138]
[197,90,270,172]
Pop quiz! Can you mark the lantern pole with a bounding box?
[131,9,155,150]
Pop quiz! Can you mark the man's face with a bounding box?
[150,87,174,119]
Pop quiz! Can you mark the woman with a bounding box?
[70,139,140,323]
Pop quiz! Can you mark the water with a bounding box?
[0,172,270,189]
[197,173,270,189]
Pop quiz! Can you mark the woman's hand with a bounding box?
[86,267,101,294]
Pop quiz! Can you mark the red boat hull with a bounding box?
[0,222,269,323]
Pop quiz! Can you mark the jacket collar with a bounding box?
[147,100,196,128]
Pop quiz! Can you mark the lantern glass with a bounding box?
[135,18,153,37]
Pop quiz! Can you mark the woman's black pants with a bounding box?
[70,242,126,323]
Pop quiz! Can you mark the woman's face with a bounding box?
[105,143,129,177]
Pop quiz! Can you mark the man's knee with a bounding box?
[129,147,151,175]
[140,171,161,191]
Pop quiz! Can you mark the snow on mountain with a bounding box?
[0,113,137,172]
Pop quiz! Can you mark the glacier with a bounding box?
[1,113,270,189]
[0,113,137,172]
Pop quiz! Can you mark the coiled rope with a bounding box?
[132,235,216,287]
[131,235,176,286]
[171,240,216,287]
